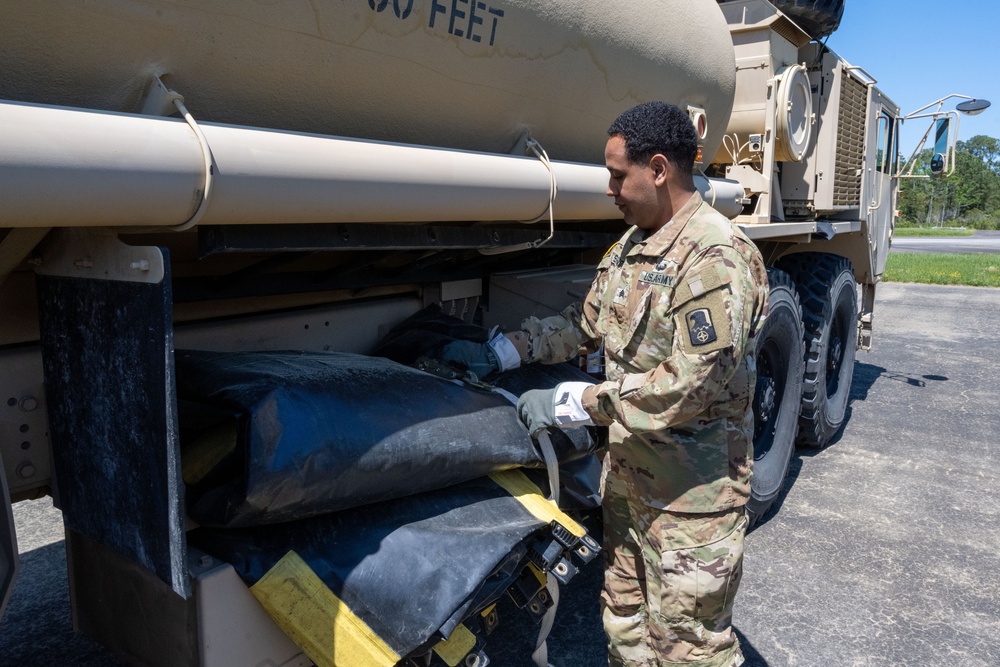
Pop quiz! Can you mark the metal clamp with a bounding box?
[141,76,216,232]
[478,136,556,255]
[414,356,495,391]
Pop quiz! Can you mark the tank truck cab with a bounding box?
[701,0,986,525]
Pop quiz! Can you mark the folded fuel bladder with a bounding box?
[188,469,600,667]
[371,304,607,512]
[175,349,596,527]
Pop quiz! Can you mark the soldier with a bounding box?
[444,101,769,666]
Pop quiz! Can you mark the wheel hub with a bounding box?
[756,375,776,423]
[828,335,843,375]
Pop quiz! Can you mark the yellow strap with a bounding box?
[250,551,400,667]
[432,623,477,667]
[488,469,587,538]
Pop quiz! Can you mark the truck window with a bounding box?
[876,111,896,174]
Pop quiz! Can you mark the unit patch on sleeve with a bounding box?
[678,288,732,354]
[686,308,717,346]
[599,242,623,269]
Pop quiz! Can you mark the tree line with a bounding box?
[897,135,1000,229]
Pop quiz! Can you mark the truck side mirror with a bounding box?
[930,118,949,177]
[930,153,945,176]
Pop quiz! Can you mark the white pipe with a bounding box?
[0,100,743,227]
[0,101,613,227]
[694,174,744,220]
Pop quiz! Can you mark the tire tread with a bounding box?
[778,252,857,448]
[717,0,845,39]
[747,268,804,527]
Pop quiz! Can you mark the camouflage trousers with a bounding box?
[601,480,748,667]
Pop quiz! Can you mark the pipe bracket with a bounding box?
[141,76,216,232]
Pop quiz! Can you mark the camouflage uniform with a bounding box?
[518,192,768,666]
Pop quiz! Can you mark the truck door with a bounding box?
[865,90,899,279]
[0,451,19,622]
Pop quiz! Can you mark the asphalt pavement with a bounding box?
[3,282,1000,666]
[731,281,1000,667]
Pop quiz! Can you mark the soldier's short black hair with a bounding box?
[608,102,697,171]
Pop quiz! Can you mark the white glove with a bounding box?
[552,382,594,428]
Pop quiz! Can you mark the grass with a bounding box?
[893,227,975,237]
[884,253,1000,287]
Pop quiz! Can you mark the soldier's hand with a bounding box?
[440,331,523,379]
[517,382,595,436]
[516,388,556,436]
[440,340,500,378]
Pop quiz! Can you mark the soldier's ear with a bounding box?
[649,153,671,186]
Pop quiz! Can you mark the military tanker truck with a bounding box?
[0,0,952,665]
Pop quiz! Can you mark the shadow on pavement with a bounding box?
[734,626,770,667]
[749,360,921,531]
[750,359,951,532]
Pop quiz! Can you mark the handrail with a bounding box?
[845,65,877,86]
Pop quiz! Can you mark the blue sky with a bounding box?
[825,1,1000,150]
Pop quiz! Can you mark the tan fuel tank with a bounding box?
[0,0,736,166]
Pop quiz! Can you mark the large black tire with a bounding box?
[718,0,845,40]
[779,253,858,448]
[771,0,845,39]
[747,269,804,527]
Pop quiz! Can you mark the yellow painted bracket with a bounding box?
[432,623,477,667]
[250,551,401,667]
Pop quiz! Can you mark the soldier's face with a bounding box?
[605,135,663,230]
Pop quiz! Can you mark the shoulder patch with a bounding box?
[686,308,718,346]
[599,242,625,270]
[677,288,732,354]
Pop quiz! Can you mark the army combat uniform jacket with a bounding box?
[520,192,769,513]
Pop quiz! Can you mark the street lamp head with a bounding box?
[956,99,991,116]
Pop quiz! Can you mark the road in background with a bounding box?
[3,282,1000,667]
[890,230,1000,253]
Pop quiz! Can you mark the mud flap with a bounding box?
[36,240,189,598]
[0,448,18,621]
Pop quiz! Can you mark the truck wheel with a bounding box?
[747,269,803,527]
[780,253,858,448]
